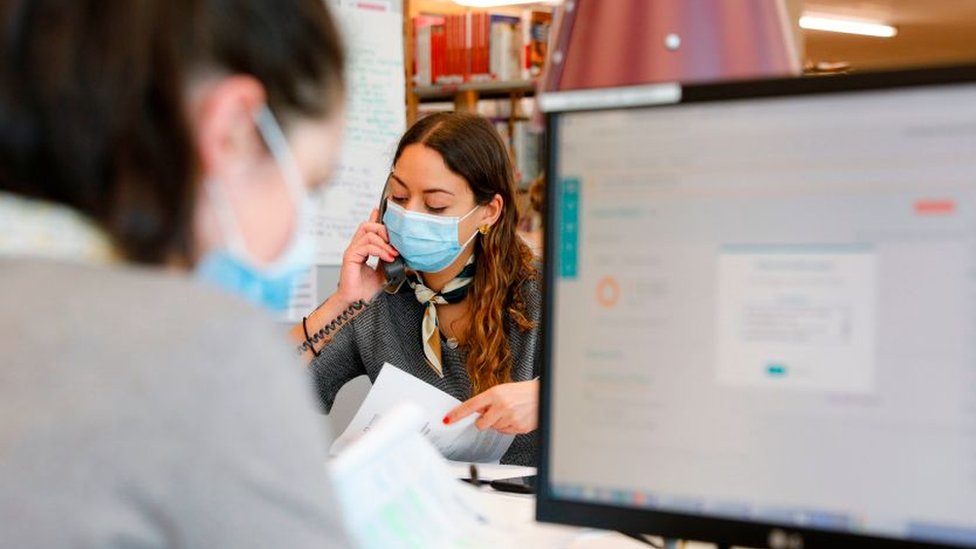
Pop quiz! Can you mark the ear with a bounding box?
[192,75,268,179]
[479,193,504,230]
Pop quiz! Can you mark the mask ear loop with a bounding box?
[459,227,480,249]
[205,105,311,269]
[254,106,313,254]
[459,204,481,222]
[253,105,308,206]
[458,204,483,247]
[204,178,250,259]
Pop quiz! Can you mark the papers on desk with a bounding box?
[329,402,510,548]
[329,403,624,548]
[331,363,515,463]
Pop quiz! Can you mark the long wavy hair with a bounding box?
[392,112,538,396]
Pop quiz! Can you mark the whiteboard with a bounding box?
[315,0,407,266]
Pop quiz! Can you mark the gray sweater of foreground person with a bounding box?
[0,259,351,548]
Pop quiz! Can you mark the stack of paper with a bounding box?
[331,363,515,463]
[329,402,508,548]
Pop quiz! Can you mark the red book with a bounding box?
[431,23,446,84]
[448,15,459,82]
[445,15,453,81]
[472,12,483,77]
[462,13,471,81]
[413,15,445,86]
[471,13,478,80]
[480,12,488,75]
[479,12,490,76]
[454,14,464,82]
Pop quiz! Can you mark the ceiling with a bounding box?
[802,0,976,69]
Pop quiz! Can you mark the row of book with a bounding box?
[497,119,542,189]
[418,98,543,188]
[412,10,552,87]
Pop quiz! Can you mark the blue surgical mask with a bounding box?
[195,106,315,312]
[383,200,480,273]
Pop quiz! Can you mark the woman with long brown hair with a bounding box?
[294,111,541,465]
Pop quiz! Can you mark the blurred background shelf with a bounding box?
[413,79,536,102]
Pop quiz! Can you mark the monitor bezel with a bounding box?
[537,63,976,549]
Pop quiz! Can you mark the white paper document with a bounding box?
[332,363,515,463]
[330,403,588,548]
[329,402,507,548]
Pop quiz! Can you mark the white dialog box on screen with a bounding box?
[715,248,877,394]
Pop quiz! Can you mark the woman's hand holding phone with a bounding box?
[293,209,398,361]
[336,208,399,306]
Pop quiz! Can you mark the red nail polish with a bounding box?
[442,416,450,425]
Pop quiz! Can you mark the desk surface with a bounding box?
[474,489,746,548]
[451,464,751,549]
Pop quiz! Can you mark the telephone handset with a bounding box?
[377,176,407,294]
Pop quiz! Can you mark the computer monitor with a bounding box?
[538,65,976,549]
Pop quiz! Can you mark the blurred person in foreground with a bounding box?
[0,0,353,546]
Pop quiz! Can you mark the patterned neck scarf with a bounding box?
[407,254,476,377]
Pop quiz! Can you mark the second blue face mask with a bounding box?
[383,200,480,273]
[195,106,315,312]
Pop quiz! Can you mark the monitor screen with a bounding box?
[539,67,976,549]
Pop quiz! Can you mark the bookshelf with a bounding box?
[403,0,554,187]
[413,79,535,102]
[413,80,534,144]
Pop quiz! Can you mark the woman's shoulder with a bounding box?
[522,267,543,294]
[4,259,300,395]
[112,264,292,368]
[516,268,543,316]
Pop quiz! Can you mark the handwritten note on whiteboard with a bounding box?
[316,5,406,265]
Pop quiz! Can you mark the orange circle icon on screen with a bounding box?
[596,276,621,309]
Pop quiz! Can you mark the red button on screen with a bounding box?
[914,199,956,215]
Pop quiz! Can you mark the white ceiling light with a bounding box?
[799,14,898,38]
